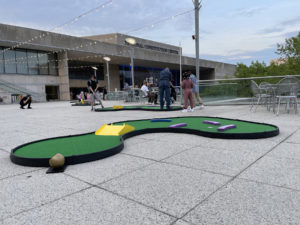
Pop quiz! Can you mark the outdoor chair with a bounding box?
[135,89,148,104]
[250,80,272,112]
[275,76,300,115]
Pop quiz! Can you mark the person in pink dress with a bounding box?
[181,72,194,112]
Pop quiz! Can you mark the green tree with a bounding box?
[276,32,300,59]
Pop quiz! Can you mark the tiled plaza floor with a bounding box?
[0,101,299,225]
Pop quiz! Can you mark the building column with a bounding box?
[57,51,70,101]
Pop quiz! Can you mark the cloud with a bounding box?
[233,7,266,17]
[258,27,284,35]
[281,16,300,26]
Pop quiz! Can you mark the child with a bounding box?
[181,73,194,112]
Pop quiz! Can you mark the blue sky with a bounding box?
[0,0,300,65]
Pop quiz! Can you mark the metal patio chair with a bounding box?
[275,76,300,115]
[250,80,272,112]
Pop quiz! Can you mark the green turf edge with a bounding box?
[12,116,279,160]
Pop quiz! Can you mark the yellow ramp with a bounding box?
[95,124,135,136]
[113,105,123,109]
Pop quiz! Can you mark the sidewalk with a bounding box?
[0,101,299,225]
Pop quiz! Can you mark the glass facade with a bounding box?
[16,49,28,74]
[0,47,58,75]
[4,50,17,74]
[68,61,104,80]
[0,47,3,74]
[119,65,180,89]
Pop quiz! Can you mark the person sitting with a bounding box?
[20,95,32,109]
[141,81,158,104]
[76,91,85,102]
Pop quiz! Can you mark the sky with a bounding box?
[0,0,300,65]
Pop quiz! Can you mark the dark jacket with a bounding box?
[159,69,172,87]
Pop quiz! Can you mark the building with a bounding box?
[0,23,236,102]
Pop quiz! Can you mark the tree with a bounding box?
[276,32,300,59]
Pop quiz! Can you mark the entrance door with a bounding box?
[45,85,59,101]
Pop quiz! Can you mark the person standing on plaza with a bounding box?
[159,67,172,110]
[181,73,194,112]
[188,71,204,109]
[87,75,104,111]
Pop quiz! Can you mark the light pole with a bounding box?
[103,56,111,92]
[125,37,136,88]
[193,0,202,80]
[91,66,98,80]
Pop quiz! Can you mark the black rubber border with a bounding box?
[94,106,182,112]
[10,116,279,167]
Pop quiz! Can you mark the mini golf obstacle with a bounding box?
[10,116,280,169]
[95,105,183,111]
[95,124,135,136]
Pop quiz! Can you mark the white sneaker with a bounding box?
[199,105,205,110]
[182,109,188,113]
[190,108,194,112]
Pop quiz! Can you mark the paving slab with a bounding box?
[268,142,300,162]
[1,187,175,225]
[240,156,300,190]
[65,154,154,185]
[122,138,194,161]
[100,162,230,218]
[286,129,300,144]
[0,151,40,180]
[0,170,89,220]
[163,146,261,176]
[172,219,193,225]
[160,133,277,155]
[183,178,300,225]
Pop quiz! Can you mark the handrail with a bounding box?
[198,75,300,83]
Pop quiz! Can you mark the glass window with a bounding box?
[38,52,49,75]
[16,49,28,74]
[4,49,17,74]
[48,53,58,75]
[27,50,39,75]
[0,47,4,73]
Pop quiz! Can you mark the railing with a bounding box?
[0,78,44,102]
[193,75,300,105]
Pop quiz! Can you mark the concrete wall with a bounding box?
[57,51,70,100]
[0,74,60,101]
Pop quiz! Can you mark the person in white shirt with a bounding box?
[140,81,157,104]
[141,81,149,97]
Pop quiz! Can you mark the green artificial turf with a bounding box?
[14,134,121,158]
[13,117,277,159]
[115,117,276,134]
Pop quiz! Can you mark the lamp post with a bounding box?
[192,0,202,80]
[91,66,98,80]
[125,37,136,88]
[103,56,111,92]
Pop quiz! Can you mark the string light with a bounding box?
[0,0,113,54]
[2,6,191,67]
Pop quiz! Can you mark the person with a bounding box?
[87,75,104,111]
[141,81,158,104]
[103,86,107,100]
[181,72,194,112]
[20,95,32,109]
[159,67,172,110]
[170,81,177,103]
[188,71,204,109]
[124,82,130,91]
[76,91,85,102]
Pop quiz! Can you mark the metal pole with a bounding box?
[106,61,110,92]
[179,42,183,105]
[130,47,135,88]
[194,0,201,80]
[94,69,97,80]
